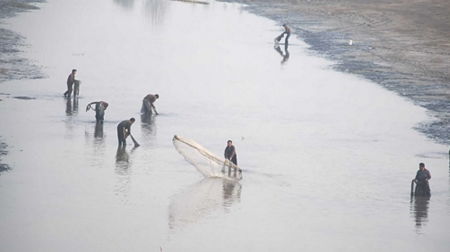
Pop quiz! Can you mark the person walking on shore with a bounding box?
[275,24,291,45]
[86,101,109,123]
[117,118,135,147]
[414,162,431,196]
[64,69,77,98]
[141,94,159,115]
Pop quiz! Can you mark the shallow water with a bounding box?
[0,0,449,251]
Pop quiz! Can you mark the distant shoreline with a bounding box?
[0,0,46,172]
[0,0,45,83]
[219,0,450,145]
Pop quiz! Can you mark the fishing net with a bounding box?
[172,135,241,179]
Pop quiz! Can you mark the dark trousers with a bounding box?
[95,107,105,122]
[64,83,73,97]
[117,126,126,146]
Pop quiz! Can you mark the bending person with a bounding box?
[117,118,135,147]
[141,94,159,115]
[86,101,109,123]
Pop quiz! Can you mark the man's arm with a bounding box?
[125,124,131,136]
[86,102,97,112]
[151,103,159,115]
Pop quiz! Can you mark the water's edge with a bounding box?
[218,0,450,145]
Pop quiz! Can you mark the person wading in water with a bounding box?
[275,24,291,45]
[141,94,159,115]
[64,69,77,98]
[414,162,431,196]
[117,118,135,147]
[224,140,237,165]
[86,101,109,123]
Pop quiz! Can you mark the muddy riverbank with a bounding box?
[220,0,450,145]
[0,0,45,82]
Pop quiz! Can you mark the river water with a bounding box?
[0,0,449,251]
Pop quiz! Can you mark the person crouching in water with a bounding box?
[86,101,109,123]
[141,94,159,115]
[414,162,431,196]
[117,118,135,147]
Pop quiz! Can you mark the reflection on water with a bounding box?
[116,145,130,169]
[410,196,430,232]
[169,178,242,230]
[222,179,242,208]
[65,97,79,116]
[113,0,135,9]
[141,113,157,136]
[115,146,133,203]
[143,0,168,24]
[274,44,289,64]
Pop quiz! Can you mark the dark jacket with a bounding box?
[117,120,132,134]
[415,168,431,183]
[67,73,75,85]
[224,145,237,165]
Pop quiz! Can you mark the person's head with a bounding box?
[227,140,232,147]
[155,94,159,99]
[419,163,425,170]
[282,23,288,28]
[103,102,109,109]
[130,117,136,124]
[72,69,77,74]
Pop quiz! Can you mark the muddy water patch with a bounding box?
[0,141,11,174]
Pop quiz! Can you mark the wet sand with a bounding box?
[221,0,450,144]
[0,0,449,251]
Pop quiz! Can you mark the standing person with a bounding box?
[86,101,109,123]
[224,140,237,166]
[414,162,431,196]
[117,118,135,147]
[275,24,291,45]
[64,69,77,98]
[141,94,159,115]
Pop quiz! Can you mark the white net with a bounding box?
[172,135,241,179]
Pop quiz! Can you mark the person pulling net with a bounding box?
[172,135,242,179]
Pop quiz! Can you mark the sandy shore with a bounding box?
[221,0,450,144]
